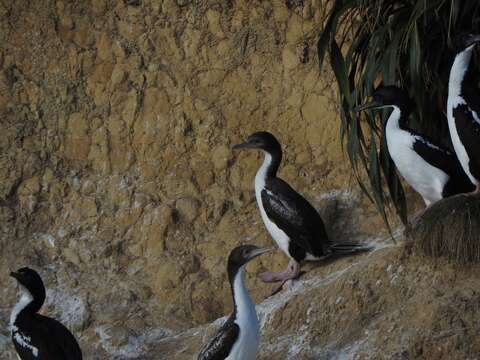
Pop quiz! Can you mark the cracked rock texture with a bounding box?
[1,1,479,359]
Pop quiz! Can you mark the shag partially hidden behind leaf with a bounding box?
[318,0,480,227]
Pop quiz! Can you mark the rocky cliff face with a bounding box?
[1,1,479,359]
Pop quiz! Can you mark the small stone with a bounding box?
[81,180,96,195]
[92,0,107,14]
[18,176,41,195]
[81,197,98,217]
[302,3,312,18]
[175,197,200,223]
[212,145,231,171]
[63,248,81,266]
[206,10,225,38]
[110,64,125,86]
[282,47,298,70]
[96,32,112,62]
[155,260,185,290]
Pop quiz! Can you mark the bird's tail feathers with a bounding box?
[330,242,372,254]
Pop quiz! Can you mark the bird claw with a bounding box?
[267,281,287,297]
[264,277,300,298]
[258,271,285,283]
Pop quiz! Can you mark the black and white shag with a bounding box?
[233,132,370,290]
[355,86,475,206]
[10,267,82,360]
[447,33,480,195]
[198,245,271,360]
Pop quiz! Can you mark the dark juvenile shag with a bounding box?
[10,267,83,360]
[198,245,271,360]
[233,132,370,290]
[355,86,474,206]
[447,33,480,195]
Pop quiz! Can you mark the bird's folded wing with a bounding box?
[36,315,83,359]
[197,317,239,360]
[411,134,462,175]
[453,104,480,171]
[262,178,327,254]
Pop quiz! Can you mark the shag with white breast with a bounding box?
[354,86,474,206]
[10,267,82,360]
[198,245,271,360]
[447,33,480,195]
[233,132,370,289]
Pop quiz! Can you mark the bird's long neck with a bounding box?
[230,267,255,322]
[255,149,282,186]
[449,46,475,98]
[385,105,408,133]
[10,287,44,327]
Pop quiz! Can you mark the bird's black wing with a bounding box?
[261,178,329,257]
[33,315,83,360]
[198,315,239,360]
[12,328,51,360]
[411,133,456,173]
[452,103,480,180]
[410,133,475,194]
[463,84,480,120]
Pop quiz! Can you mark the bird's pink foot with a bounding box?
[258,270,290,283]
[258,259,300,283]
[259,260,301,297]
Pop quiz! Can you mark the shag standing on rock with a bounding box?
[10,267,83,360]
[198,245,271,360]
[355,86,474,206]
[233,132,370,291]
[447,33,480,195]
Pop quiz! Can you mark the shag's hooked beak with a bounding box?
[232,141,252,150]
[248,246,274,260]
[352,100,382,113]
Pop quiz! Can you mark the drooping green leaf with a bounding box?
[330,38,354,107]
[318,0,359,71]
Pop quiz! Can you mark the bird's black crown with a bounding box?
[227,245,270,283]
[233,131,281,153]
[453,32,480,52]
[10,267,46,300]
[371,86,412,109]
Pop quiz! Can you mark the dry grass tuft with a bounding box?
[408,194,480,264]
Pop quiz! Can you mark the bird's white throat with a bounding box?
[233,267,256,322]
[229,266,259,360]
[254,152,272,191]
[385,105,402,132]
[10,284,33,327]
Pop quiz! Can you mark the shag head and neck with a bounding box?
[353,85,413,132]
[450,33,480,97]
[10,267,46,326]
[233,131,283,180]
[227,245,271,317]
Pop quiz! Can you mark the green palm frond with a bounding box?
[318,0,480,227]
